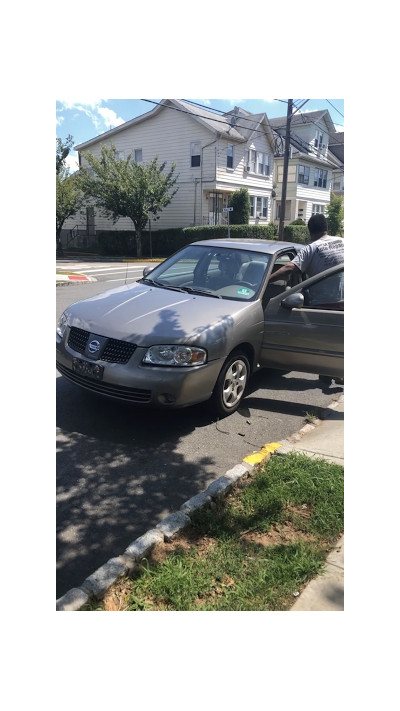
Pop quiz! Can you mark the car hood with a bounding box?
[65,282,258,348]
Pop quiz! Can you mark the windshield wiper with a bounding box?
[180,286,222,299]
[140,278,186,293]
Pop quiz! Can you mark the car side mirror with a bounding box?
[282,293,304,310]
[143,265,155,278]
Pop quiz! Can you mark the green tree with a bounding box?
[56,167,85,254]
[56,134,74,174]
[326,194,344,236]
[228,187,250,224]
[79,145,179,257]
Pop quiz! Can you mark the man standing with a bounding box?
[269,213,344,292]
[269,213,344,385]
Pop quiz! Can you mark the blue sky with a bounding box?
[56,99,344,173]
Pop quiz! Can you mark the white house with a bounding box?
[328,131,344,197]
[269,110,342,223]
[62,99,277,248]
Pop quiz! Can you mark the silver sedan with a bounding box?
[56,239,344,416]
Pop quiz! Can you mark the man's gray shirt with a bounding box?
[292,236,344,277]
[293,236,344,305]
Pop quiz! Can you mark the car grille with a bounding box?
[68,327,136,364]
[56,362,152,403]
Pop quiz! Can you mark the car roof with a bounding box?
[191,238,303,254]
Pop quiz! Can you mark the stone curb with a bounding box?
[56,462,256,610]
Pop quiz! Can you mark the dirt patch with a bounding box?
[241,521,317,547]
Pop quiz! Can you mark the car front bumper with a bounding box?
[56,338,224,408]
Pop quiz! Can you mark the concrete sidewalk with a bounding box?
[276,394,344,611]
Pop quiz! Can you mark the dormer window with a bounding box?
[314,131,324,149]
[257,152,270,176]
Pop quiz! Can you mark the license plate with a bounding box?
[72,358,104,381]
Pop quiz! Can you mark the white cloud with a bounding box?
[56,115,64,127]
[98,107,125,129]
[57,100,125,133]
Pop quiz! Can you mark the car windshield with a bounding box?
[140,245,271,301]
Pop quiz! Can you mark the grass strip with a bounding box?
[81,453,344,611]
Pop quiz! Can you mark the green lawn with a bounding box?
[81,453,344,612]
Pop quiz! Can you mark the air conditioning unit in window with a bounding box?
[245,165,250,171]
[257,212,263,218]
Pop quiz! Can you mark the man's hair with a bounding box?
[308,213,327,236]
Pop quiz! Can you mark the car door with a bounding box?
[259,264,344,377]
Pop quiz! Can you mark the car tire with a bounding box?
[211,351,250,417]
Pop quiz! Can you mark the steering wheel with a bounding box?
[236,281,254,289]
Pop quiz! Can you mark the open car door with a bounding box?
[259,264,344,378]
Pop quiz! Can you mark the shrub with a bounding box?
[326,195,344,236]
[289,218,306,226]
[228,188,251,224]
[283,224,309,244]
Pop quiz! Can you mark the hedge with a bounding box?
[183,223,278,240]
[97,228,193,257]
[282,224,309,244]
[96,223,281,257]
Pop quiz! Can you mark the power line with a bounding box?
[182,99,344,141]
[139,99,343,156]
[325,100,344,119]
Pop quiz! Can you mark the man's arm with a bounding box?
[268,262,300,283]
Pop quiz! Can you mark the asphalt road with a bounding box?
[56,272,343,599]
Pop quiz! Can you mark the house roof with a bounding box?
[269,109,336,134]
[269,109,341,163]
[328,131,344,163]
[74,99,275,152]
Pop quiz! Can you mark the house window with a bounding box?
[314,131,323,148]
[227,144,234,169]
[314,169,328,188]
[115,151,125,161]
[249,196,255,217]
[298,165,310,185]
[191,141,201,168]
[257,152,270,176]
[256,197,262,216]
[134,149,142,163]
[262,197,268,218]
[312,204,325,215]
[246,149,256,173]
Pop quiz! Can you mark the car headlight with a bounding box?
[142,345,207,366]
[56,312,68,338]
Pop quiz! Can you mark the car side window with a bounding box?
[263,251,300,305]
[303,269,344,310]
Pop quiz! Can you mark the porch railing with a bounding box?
[202,215,228,226]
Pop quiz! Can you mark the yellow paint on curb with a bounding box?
[243,442,282,464]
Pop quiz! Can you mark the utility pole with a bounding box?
[278,99,293,240]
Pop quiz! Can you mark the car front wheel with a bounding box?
[211,351,250,417]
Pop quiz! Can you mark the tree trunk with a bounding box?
[136,226,142,258]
